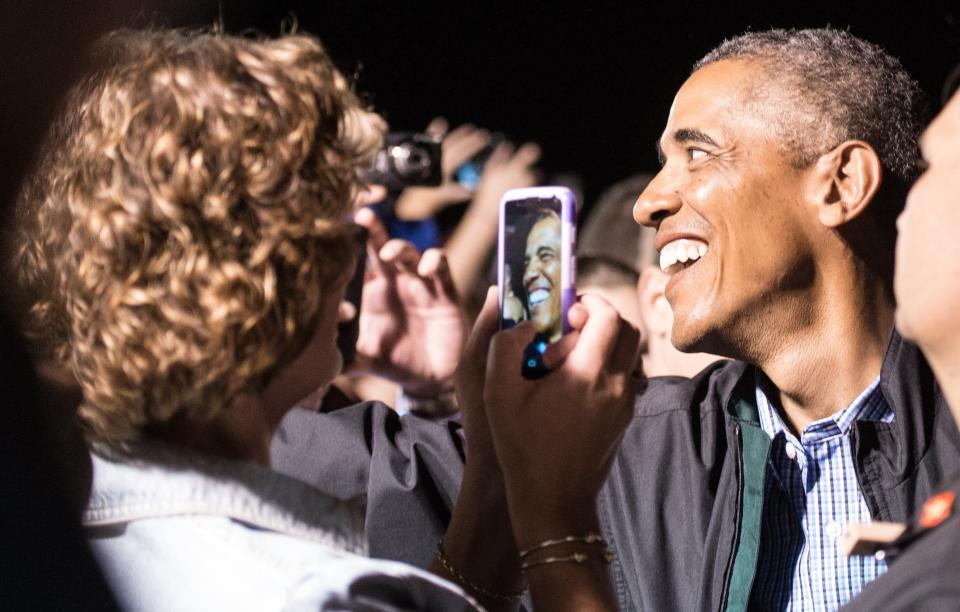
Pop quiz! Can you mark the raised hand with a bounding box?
[350,207,466,398]
[471,140,542,222]
[393,117,492,220]
[445,139,542,294]
[440,293,641,612]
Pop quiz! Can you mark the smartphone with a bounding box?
[497,186,577,379]
[336,224,369,369]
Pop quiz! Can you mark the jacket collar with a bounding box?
[84,441,367,556]
[722,329,942,479]
[877,329,943,478]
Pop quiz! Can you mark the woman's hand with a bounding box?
[351,207,465,398]
[484,295,641,545]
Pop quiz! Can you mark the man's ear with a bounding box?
[806,140,883,228]
[637,266,672,338]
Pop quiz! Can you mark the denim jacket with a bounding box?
[83,441,473,611]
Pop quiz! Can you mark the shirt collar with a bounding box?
[84,440,367,556]
[756,372,892,446]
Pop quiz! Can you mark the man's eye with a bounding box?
[688,148,709,161]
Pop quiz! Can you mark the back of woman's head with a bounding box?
[13,29,384,442]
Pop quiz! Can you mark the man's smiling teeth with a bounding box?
[529,288,550,306]
[659,239,708,274]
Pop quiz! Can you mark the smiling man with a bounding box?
[523,211,563,342]
[601,28,960,611]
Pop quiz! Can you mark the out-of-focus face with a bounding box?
[523,215,563,341]
[634,60,815,355]
[894,90,960,351]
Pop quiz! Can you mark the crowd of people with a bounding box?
[1,14,960,612]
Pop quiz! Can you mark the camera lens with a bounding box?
[391,144,430,178]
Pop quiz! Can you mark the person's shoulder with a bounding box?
[94,514,475,611]
[274,401,462,454]
[272,402,465,499]
[637,359,748,420]
[88,514,315,610]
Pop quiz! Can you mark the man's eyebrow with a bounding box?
[654,128,720,166]
[671,128,720,147]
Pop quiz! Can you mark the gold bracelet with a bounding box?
[519,532,607,559]
[436,541,524,603]
[521,549,615,571]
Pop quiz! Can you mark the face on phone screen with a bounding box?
[511,210,564,339]
[500,192,575,377]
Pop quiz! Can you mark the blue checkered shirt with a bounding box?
[751,373,894,611]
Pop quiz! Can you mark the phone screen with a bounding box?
[498,187,576,378]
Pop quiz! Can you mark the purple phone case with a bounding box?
[497,186,577,335]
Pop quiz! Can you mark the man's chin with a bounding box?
[670,320,715,355]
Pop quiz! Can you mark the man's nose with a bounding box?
[634,175,681,228]
[523,262,540,283]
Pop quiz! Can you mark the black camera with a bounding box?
[364,132,443,191]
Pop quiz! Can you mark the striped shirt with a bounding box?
[751,374,894,611]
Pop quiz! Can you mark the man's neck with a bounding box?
[752,284,895,435]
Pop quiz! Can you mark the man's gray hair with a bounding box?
[695,28,925,188]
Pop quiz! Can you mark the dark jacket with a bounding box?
[272,331,960,611]
[840,475,960,611]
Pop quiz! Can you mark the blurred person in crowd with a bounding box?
[274,27,960,612]
[840,70,960,612]
[578,173,719,377]
[15,27,637,612]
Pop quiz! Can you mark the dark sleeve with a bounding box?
[271,403,466,569]
[598,361,744,612]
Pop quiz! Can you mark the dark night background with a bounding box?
[3,1,960,217]
[205,1,960,214]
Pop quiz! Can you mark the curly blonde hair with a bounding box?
[12,29,384,441]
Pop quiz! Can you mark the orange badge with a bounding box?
[919,491,955,529]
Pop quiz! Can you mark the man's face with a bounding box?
[633,60,817,356]
[523,215,563,340]
[894,90,960,351]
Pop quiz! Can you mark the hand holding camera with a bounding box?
[392,118,493,220]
